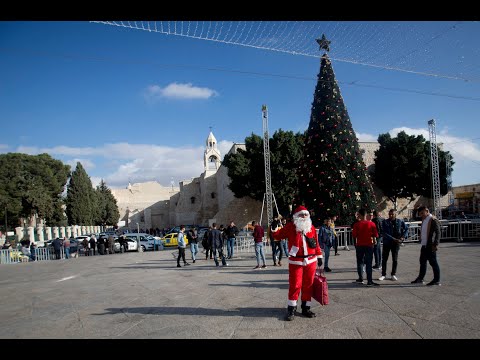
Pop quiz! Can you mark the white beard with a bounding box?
[293,215,312,233]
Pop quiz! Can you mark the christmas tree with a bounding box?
[295,35,377,226]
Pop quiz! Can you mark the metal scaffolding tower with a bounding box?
[428,119,442,219]
[259,105,279,227]
[446,154,454,209]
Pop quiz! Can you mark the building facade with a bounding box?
[112,134,449,230]
[452,183,480,214]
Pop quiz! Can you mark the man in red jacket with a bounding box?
[272,205,323,321]
[352,208,379,286]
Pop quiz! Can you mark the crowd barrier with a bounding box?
[2,220,479,265]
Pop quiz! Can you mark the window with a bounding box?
[191,196,195,204]
[211,192,216,199]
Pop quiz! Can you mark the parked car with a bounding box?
[123,238,139,252]
[124,233,163,251]
[161,232,188,247]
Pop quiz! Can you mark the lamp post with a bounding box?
[4,205,7,242]
[136,222,142,252]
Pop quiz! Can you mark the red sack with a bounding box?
[312,271,329,305]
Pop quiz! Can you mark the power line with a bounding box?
[2,47,480,102]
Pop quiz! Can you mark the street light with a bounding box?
[136,222,142,252]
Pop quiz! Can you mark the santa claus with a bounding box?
[272,205,323,321]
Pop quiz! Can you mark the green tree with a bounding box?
[65,162,96,225]
[296,53,377,226]
[222,130,305,215]
[95,179,120,226]
[0,153,70,228]
[372,131,453,208]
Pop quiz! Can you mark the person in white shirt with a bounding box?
[411,206,441,286]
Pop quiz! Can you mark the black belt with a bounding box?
[290,254,316,258]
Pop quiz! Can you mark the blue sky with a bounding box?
[1,21,479,189]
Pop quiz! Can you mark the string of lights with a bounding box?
[90,21,480,83]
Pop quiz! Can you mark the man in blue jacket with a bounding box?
[379,209,408,281]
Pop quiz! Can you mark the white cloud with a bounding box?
[90,177,103,188]
[0,144,9,151]
[9,126,480,190]
[217,140,234,160]
[66,158,96,170]
[389,127,480,186]
[317,126,480,186]
[356,132,377,142]
[144,82,218,101]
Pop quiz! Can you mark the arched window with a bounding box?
[211,192,216,199]
[191,196,195,204]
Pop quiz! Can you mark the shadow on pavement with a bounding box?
[93,306,285,319]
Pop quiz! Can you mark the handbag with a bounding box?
[312,270,329,305]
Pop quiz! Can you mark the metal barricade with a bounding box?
[0,249,16,264]
[335,226,353,250]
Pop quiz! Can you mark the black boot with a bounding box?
[285,305,296,321]
[301,301,316,318]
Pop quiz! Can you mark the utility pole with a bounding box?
[428,119,442,219]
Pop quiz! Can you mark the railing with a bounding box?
[2,220,478,264]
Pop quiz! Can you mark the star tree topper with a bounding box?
[316,34,331,53]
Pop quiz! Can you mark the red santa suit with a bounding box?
[272,208,323,308]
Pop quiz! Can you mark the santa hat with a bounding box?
[293,205,309,217]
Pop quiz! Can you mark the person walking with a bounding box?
[379,209,408,281]
[82,238,90,256]
[352,208,379,286]
[225,221,239,259]
[177,225,190,268]
[272,206,323,321]
[318,217,335,272]
[252,220,267,269]
[29,242,36,261]
[63,236,71,259]
[371,210,384,270]
[330,214,342,254]
[210,223,227,267]
[269,216,283,266]
[411,206,442,286]
[52,237,62,260]
[203,226,214,260]
[107,235,115,255]
[279,218,289,263]
[89,234,96,256]
[188,227,199,263]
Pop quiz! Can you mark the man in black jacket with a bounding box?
[209,223,227,267]
[225,221,239,260]
[187,227,199,263]
[411,206,441,286]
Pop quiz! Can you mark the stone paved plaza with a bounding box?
[0,242,479,339]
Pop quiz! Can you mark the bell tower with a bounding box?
[204,129,221,173]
